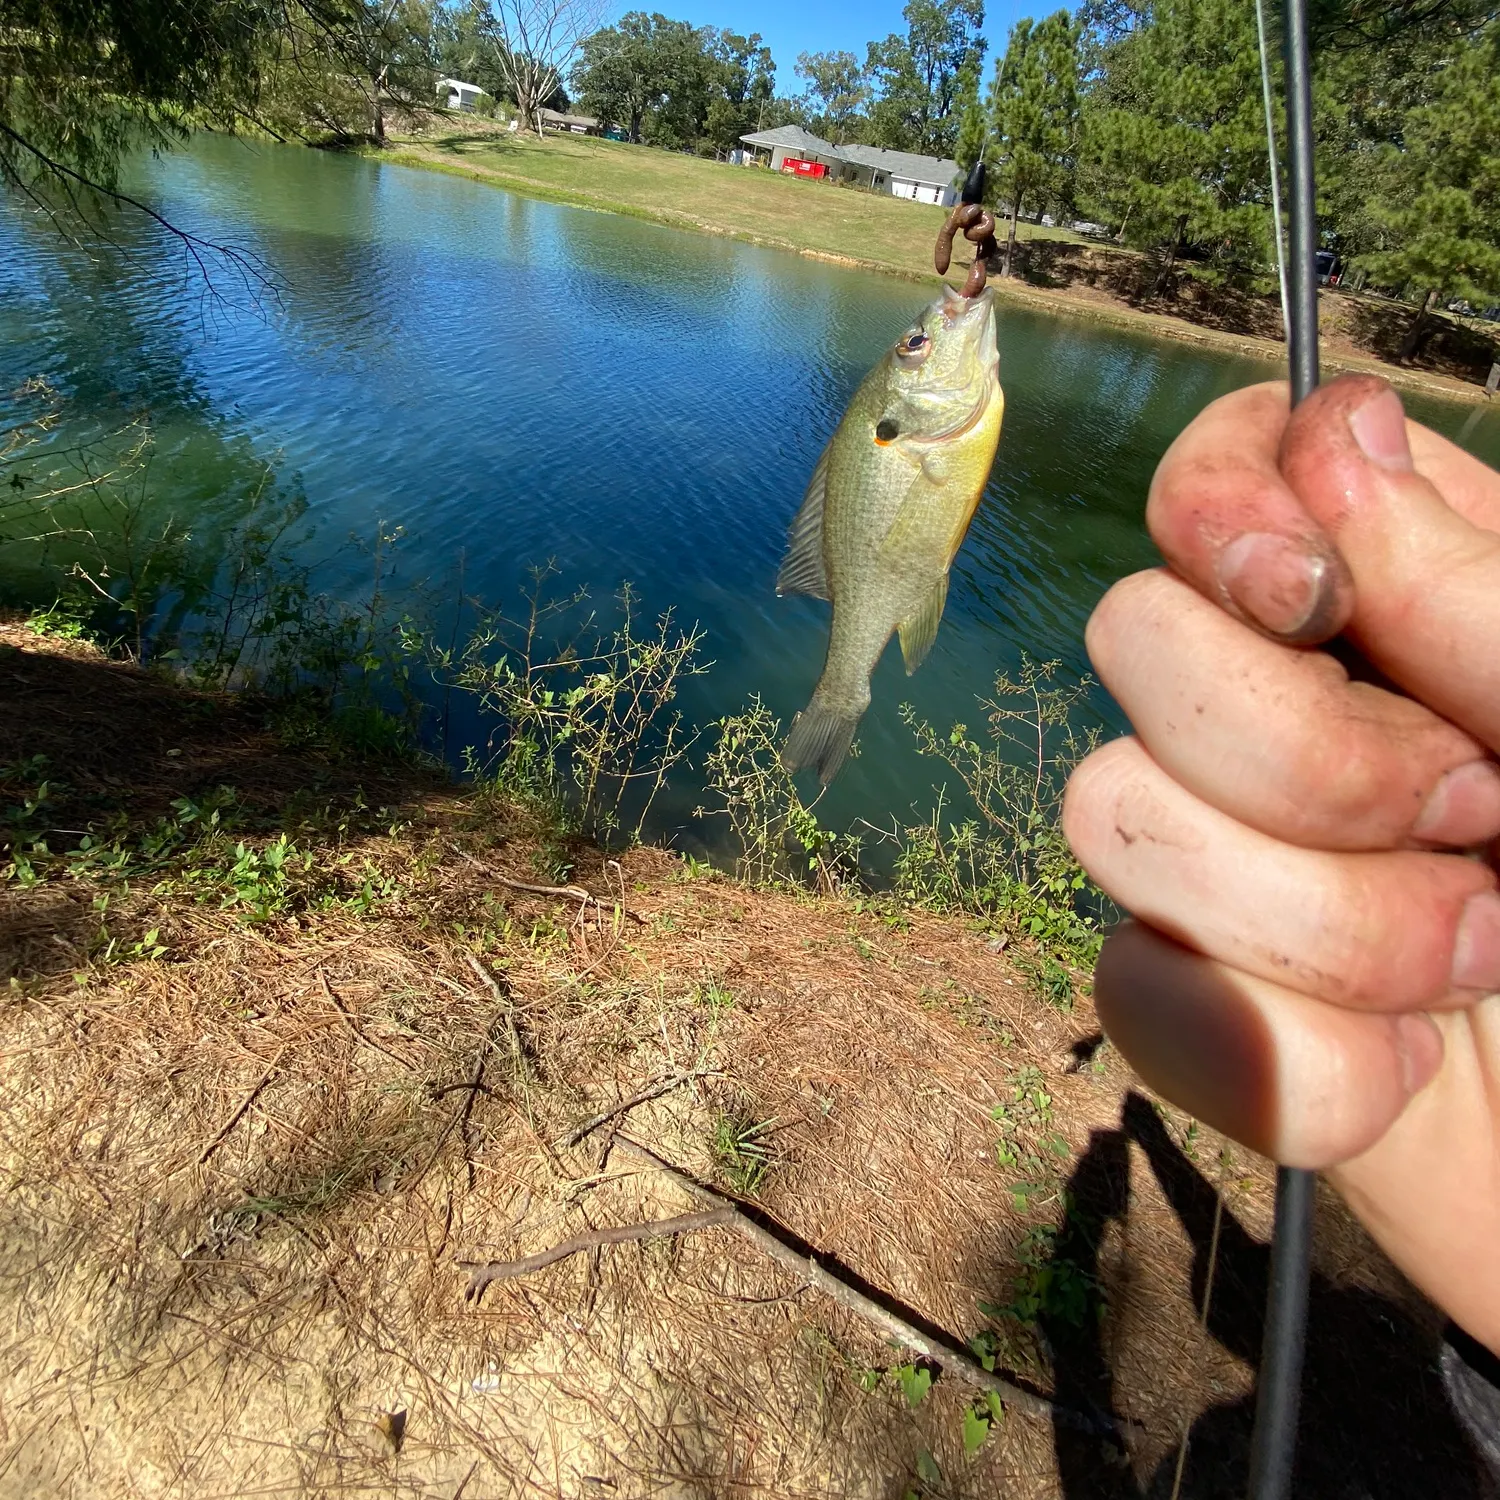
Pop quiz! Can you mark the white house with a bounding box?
[737,125,961,208]
[539,108,601,135]
[436,77,486,112]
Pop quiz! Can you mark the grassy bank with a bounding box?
[383,122,1498,404]
[0,617,1471,1499]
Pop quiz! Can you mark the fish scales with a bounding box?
[776,284,1005,784]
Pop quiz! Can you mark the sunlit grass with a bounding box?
[385,126,1089,284]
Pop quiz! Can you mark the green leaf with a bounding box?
[857,1367,882,1393]
[896,1363,932,1408]
[985,1390,1005,1423]
[962,1404,991,1454]
[916,1449,942,1484]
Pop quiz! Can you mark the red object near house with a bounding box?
[780,157,827,179]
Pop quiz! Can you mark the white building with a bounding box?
[738,125,961,208]
[436,77,486,112]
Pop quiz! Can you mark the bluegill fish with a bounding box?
[776,285,1004,783]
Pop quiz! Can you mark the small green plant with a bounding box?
[1017,951,1076,1011]
[446,569,706,845]
[894,1362,933,1408]
[692,978,735,1012]
[672,851,715,882]
[963,1392,1006,1453]
[990,1066,1072,1204]
[979,1217,1103,1334]
[699,697,858,890]
[710,1111,775,1195]
[897,658,1115,965]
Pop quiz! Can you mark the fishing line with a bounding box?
[1254,0,1292,338]
[1247,0,1320,1496]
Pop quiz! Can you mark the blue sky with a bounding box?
[644,0,1033,92]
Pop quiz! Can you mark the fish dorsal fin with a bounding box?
[898,573,949,674]
[775,445,831,600]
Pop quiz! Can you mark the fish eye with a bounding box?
[895,330,931,368]
[875,418,900,442]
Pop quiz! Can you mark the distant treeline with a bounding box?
[4,0,1497,341]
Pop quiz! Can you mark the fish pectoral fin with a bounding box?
[775,445,831,600]
[898,574,948,674]
[876,474,932,563]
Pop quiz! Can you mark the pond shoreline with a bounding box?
[381,138,1492,409]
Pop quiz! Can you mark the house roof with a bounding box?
[738,125,842,157]
[738,125,959,187]
[541,108,599,128]
[836,143,960,187]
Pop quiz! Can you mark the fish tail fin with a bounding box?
[781,697,859,786]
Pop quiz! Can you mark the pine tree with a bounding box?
[974,11,1080,278]
[1358,27,1500,359]
[1079,0,1273,294]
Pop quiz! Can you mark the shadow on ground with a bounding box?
[1038,1090,1484,1499]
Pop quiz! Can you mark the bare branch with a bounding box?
[609,1136,1137,1436]
[459,1209,734,1299]
[0,121,282,312]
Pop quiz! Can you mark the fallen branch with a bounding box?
[450,844,643,922]
[317,970,414,1072]
[459,1208,733,1301]
[610,1136,1132,1437]
[462,954,529,1078]
[558,1069,714,1149]
[197,1049,285,1165]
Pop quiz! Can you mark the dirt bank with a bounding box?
[0,623,1481,1498]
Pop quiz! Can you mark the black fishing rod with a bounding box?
[1247,0,1319,1495]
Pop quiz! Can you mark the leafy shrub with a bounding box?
[896,657,1114,964]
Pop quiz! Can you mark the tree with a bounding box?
[702,30,776,152]
[967,11,1079,277]
[794,50,868,144]
[572,12,706,145]
[864,0,986,157]
[1358,27,1500,359]
[1077,0,1275,293]
[483,0,602,136]
[0,0,272,195]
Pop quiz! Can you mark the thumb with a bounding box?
[1279,376,1500,754]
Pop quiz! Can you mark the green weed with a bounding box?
[979,1218,1103,1332]
[710,1110,775,1196]
[896,658,1114,966]
[443,569,706,845]
[699,697,858,890]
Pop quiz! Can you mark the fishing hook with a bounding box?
[934,161,997,297]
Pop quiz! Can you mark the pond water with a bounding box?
[5,135,1500,849]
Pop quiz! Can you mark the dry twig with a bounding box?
[451,844,642,922]
[316,969,413,1072]
[196,1048,286,1166]
[558,1069,714,1149]
[610,1137,1129,1436]
[459,1209,734,1301]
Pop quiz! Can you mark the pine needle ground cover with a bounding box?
[0,622,1479,1499]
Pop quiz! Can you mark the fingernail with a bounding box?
[1451,890,1500,992]
[1348,387,1413,471]
[1395,1013,1444,1097]
[1217,531,1334,640]
[1411,760,1500,845]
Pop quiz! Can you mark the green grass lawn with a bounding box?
[387,124,1086,284]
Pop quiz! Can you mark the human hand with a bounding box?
[1062,374,1500,1352]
